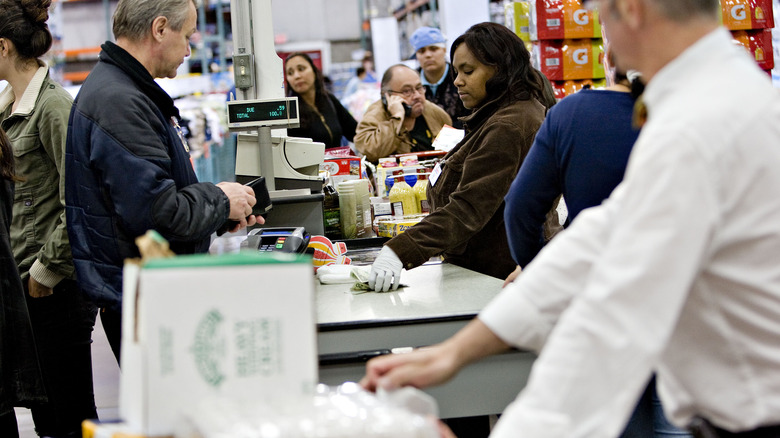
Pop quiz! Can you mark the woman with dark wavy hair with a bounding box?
[369,22,550,294]
[451,22,556,110]
[285,52,358,149]
[1,0,100,435]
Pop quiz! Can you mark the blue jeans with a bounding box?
[25,279,98,438]
[652,383,691,437]
[621,376,692,438]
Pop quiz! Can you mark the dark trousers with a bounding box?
[443,416,491,438]
[620,378,655,437]
[99,307,122,364]
[25,279,98,437]
[0,410,19,438]
[621,375,692,438]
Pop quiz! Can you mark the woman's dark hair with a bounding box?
[450,22,550,109]
[0,0,53,64]
[629,77,646,100]
[1,128,19,182]
[284,52,333,127]
[614,70,646,101]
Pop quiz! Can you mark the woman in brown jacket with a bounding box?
[369,22,553,291]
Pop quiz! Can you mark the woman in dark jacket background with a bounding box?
[285,52,358,149]
[0,127,45,438]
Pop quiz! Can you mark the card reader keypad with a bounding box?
[258,237,287,252]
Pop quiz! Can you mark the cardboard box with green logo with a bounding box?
[119,252,317,436]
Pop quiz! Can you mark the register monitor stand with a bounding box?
[231,121,325,235]
[228,0,325,235]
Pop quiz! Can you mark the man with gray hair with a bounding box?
[362,0,780,436]
[65,0,261,362]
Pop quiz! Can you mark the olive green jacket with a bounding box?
[0,66,74,287]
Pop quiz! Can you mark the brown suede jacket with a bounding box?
[386,96,546,279]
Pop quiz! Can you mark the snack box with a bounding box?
[376,215,426,238]
[532,38,605,81]
[530,0,601,40]
[721,0,774,30]
[321,156,361,177]
[321,155,362,187]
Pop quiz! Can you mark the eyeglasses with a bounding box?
[387,84,426,98]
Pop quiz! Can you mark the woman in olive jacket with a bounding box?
[369,22,554,291]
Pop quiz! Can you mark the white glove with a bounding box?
[369,246,403,292]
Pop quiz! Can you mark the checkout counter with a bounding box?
[316,260,535,419]
[224,0,533,421]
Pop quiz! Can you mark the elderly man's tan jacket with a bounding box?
[354,99,452,162]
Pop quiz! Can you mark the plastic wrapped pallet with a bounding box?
[177,383,439,438]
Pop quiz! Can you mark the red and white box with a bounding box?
[321,155,362,187]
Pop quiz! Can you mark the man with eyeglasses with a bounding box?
[355,64,451,162]
[361,1,780,437]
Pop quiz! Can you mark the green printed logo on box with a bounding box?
[191,309,226,387]
[235,318,282,377]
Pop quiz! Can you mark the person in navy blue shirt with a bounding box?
[504,72,643,270]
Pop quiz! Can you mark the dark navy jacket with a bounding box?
[65,46,229,311]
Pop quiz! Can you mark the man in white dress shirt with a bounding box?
[361,0,780,436]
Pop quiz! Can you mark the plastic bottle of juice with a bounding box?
[322,176,341,239]
[389,175,418,216]
[413,173,430,214]
[384,175,395,197]
[404,172,417,187]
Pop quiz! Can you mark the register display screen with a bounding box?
[263,229,293,236]
[227,99,298,124]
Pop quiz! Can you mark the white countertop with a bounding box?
[316,262,504,327]
[315,262,533,419]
